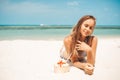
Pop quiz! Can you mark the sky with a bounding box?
[0,0,120,25]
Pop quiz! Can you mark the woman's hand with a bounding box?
[84,63,94,75]
[75,40,91,52]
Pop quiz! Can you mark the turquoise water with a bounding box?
[0,25,120,40]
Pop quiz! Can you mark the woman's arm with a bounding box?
[87,36,98,65]
[74,36,98,75]
[64,36,87,69]
[71,55,94,75]
[75,36,98,65]
[72,59,94,75]
[64,36,72,55]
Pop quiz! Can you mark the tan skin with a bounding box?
[64,18,98,75]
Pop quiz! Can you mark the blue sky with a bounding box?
[0,0,120,25]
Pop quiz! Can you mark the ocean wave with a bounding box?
[0,26,72,30]
[0,25,120,30]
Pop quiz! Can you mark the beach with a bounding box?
[0,37,120,80]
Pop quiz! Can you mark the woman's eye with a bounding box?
[90,27,92,29]
[84,24,88,27]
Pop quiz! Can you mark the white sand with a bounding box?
[0,37,120,80]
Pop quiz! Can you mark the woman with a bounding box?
[62,15,97,75]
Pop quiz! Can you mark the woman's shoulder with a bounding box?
[64,35,72,43]
[90,36,98,46]
[89,35,97,41]
[87,36,98,46]
[91,36,98,42]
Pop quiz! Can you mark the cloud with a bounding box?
[0,1,81,17]
[67,1,79,6]
[0,1,54,15]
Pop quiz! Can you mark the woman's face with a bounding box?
[80,19,95,37]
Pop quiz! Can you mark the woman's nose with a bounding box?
[86,27,90,31]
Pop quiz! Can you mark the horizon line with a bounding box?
[0,24,120,26]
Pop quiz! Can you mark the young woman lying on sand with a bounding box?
[61,15,98,75]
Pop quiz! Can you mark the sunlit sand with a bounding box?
[0,37,120,80]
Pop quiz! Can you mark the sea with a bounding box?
[0,25,120,40]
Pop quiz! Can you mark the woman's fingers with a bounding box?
[85,69,93,75]
[77,40,82,44]
[75,44,81,50]
[87,63,94,68]
[84,64,94,75]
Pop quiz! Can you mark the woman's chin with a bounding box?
[82,34,88,38]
